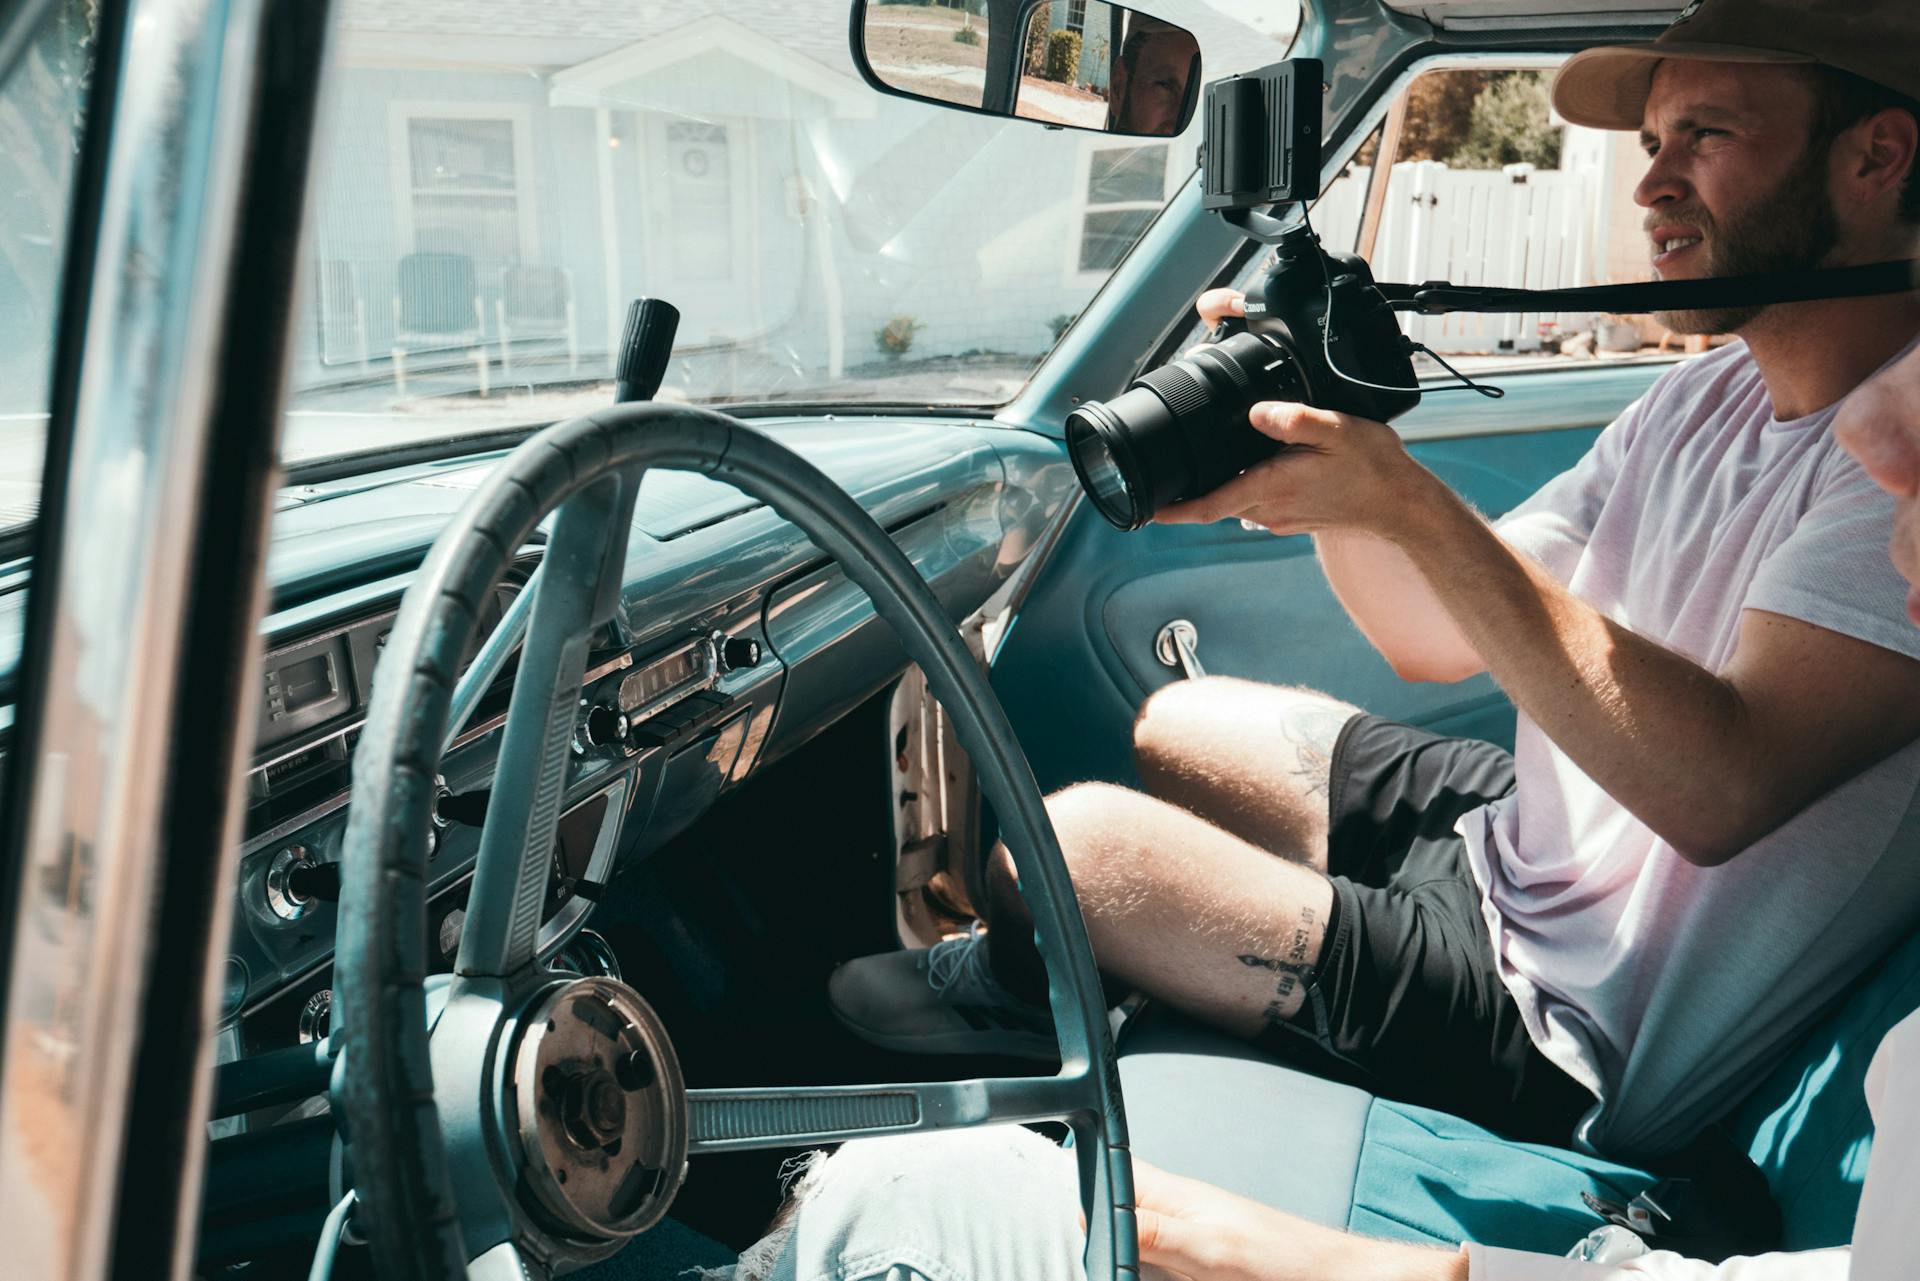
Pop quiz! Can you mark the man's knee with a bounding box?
[1133,677,1354,786]
[742,1129,1081,1281]
[986,781,1149,906]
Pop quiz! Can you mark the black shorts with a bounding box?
[1253,714,1596,1146]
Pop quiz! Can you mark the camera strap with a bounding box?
[1375,259,1920,316]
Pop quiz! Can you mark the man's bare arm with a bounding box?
[1158,400,1920,865]
[1395,483,1920,864]
[1189,289,1485,682]
[1315,530,1487,682]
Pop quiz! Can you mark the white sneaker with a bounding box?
[828,924,1058,1061]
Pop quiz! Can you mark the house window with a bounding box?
[1066,0,1087,33]
[1078,143,1167,273]
[405,115,524,267]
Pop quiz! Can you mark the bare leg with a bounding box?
[988,783,1333,1038]
[1132,677,1359,873]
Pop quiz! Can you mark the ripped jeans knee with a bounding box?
[722,1126,1086,1281]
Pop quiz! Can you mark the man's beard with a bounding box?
[1655,148,1842,335]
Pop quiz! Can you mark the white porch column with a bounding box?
[596,106,625,374]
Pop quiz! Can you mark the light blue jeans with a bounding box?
[708,1126,1151,1281]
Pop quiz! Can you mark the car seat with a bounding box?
[1115,926,1920,1256]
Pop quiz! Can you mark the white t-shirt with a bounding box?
[1466,1007,1920,1280]
[1466,338,1920,1159]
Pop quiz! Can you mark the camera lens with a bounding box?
[1066,406,1137,526]
[1065,331,1306,530]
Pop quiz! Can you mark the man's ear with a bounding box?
[1844,107,1919,214]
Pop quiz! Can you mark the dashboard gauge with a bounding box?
[298,988,333,1045]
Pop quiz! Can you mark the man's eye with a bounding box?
[1693,128,1726,143]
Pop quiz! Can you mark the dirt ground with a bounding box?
[865,3,988,107]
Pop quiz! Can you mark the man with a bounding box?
[831,0,1920,1165]
[1103,14,1198,136]
[702,311,1920,1281]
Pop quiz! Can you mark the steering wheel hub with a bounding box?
[507,977,687,1241]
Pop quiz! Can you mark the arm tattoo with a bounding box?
[1280,704,1350,800]
[1240,904,1319,1026]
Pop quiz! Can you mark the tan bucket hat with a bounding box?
[1550,0,1920,132]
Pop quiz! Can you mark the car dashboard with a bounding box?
[67,414,1070,1100]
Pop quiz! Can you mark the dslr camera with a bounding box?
[1067,60,1421,531]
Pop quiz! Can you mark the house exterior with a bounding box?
[298,0,1290,402]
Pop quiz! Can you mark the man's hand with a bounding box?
[1154,402,1443,539]
[1194,287,1247,333]
[1171,286,1489,681]
[1132,1160,1466,1281]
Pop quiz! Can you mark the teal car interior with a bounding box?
[0,0,1914,1276]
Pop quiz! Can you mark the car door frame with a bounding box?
[0,0,332,1277]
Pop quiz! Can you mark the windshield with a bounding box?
[0,1,93,535]
[281,0,1300,467]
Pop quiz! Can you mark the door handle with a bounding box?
[1154,619,1205,680]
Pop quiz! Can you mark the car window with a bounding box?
[281,0,1302,467]
[1206,63,1709,388]
[0,0,97,538]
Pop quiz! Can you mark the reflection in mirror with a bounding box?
[861,0,993,110]
[1015,3,1199,136]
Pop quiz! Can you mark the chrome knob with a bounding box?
[1154,619,1206,680]
[718,634,762,672]
[265,845,317,922]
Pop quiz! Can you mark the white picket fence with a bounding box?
[1313,159,1598,353]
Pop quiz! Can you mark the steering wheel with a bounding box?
[333,405,1136,1279]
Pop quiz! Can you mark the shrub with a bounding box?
[1452,72,1562,170]
[1048,312,1077,342]
[875,315,923,355]
[1044,29,1081,84]
[951,23,980,46]
[1023,19,1047,76]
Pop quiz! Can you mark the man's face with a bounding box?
[1837,344,1920,620]
[1110,29,1196,136]
[1633,60,1841,333]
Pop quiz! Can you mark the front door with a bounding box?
[642,113,762,347]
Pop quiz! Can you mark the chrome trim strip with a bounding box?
[242,707,512,856]
[246,624,623,782]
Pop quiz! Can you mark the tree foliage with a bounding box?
[1399,70,1491,163]
[1452,72,1563,170]
[1356,69,1562,171]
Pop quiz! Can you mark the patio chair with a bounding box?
[495,264,578,379]
[390,250,489,397]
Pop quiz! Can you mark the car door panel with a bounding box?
[992,386,1654,796]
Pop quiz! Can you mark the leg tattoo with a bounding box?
[1240,904,1319,1026]
[1279,704,1350,800]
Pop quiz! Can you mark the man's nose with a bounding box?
[1633,148,1687,209]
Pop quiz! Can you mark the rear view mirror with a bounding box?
[851,0,1202,138]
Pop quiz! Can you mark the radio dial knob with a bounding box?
[719,636,762,672]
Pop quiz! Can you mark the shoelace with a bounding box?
[925,921,993,999]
